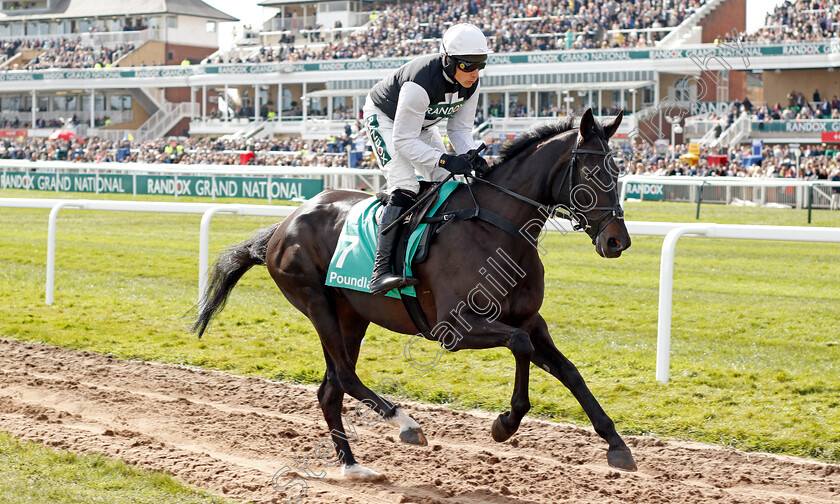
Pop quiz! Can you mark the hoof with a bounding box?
[399,427,428,446]
[491,412,515,442]
[607,448,638,472]
[342,463,385,480]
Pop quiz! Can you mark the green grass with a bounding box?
[0,432,234,504]
[1,188,839,469]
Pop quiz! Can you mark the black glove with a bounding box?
[471,155,490,176]
[438,153,473,175]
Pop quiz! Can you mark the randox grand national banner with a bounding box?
[0,171,323,200]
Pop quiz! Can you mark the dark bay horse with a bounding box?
[193,108,636,479]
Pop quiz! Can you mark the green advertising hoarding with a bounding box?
[625,182,664,200]
[1,171,324,200]
[135,175,322,199]
[752,120,840,133]
[0,42,838,82]
[0,172,132,193]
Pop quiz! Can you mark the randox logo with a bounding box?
[365,114,391,165]
[426,101,464,118]
[627,183,664,197]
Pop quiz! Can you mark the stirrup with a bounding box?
[369,273,418,295]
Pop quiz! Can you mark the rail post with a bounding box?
[46,201,86,305]
[657,224,711,383]
[695,181,705,220]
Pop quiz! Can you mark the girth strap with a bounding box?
[392,229,435,340]
[400,294,434,340]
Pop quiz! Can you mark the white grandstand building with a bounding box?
[0,0,837,148]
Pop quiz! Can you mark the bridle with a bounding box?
[555,136,625,244]
[471,134,624,245]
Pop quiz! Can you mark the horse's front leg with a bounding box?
[528,316,637,471]
[442,315,534,442]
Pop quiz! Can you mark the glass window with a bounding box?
[206,21,216,33]
[2,96,20,111]
[54,95,74,111]
[282,88,292,111]
[167,16,177,28]
[675,78,691,103]
[122,95,131,111]
[54,21,71,35]
[0,24,8,37]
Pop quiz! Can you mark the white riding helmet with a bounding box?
[439,23,493,59]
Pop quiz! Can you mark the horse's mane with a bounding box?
[497,116,605,163]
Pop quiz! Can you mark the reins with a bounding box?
[467,135,624,245]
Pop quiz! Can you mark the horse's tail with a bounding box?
[191,223,280,338]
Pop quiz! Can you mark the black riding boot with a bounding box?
[369,204,419,295]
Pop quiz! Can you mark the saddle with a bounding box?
[376,180,452,266]
[377,181,458,339]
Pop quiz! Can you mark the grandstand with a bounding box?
[0,0,839,180]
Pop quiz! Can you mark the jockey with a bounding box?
[363,23,492,295]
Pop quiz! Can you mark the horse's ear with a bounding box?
[579,108,595,141]
[603,109,624,139]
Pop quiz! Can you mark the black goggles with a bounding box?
[452,57,486,72]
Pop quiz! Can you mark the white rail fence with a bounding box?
[619,176,840,218]
[2,198,839,383]
[0,198,294,305]
[543,219,840,382]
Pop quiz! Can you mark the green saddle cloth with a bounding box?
[325,181,461,298]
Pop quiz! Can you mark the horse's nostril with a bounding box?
[608,237,622,250]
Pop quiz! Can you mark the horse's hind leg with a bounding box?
[528,316,637,471]
[335,306,428,447]
[312,301,426,478]
[317,346,382,480]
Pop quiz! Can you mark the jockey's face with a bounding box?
[454,66,480,88]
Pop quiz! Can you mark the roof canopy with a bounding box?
[259,0,371,6]
[0,0,237,22]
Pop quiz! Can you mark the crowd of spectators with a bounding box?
[475,101,624,120]
[0,0,836,72]
[740,0,839,44]
[25,37,135,70]
[0,117,70,129]
[224,0,703,64]
[4,126,840,183]
[1,0,836,71]
[691,89,840,143]
[0,114,110,129]
[621,140,840,180]
[1,37,135,69]
[213,0,840,66]
[0,135,359,168]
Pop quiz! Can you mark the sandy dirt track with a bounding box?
[1,338,838,504]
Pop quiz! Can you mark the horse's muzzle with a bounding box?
[595,223,631,259]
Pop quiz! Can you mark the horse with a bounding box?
[192,108,636,480]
